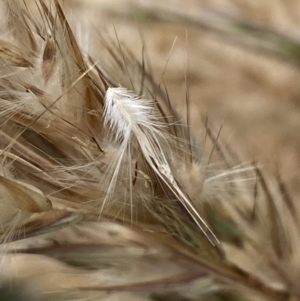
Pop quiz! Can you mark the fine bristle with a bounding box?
[0,1,299,301]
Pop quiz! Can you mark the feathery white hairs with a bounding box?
[104,87,220,246]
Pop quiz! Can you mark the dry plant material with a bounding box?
[0,1,299,301]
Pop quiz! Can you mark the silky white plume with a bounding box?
[104,87,219,246]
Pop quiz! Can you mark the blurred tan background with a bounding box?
[31,0,300,193]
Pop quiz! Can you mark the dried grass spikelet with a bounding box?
[0,1,299,301]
